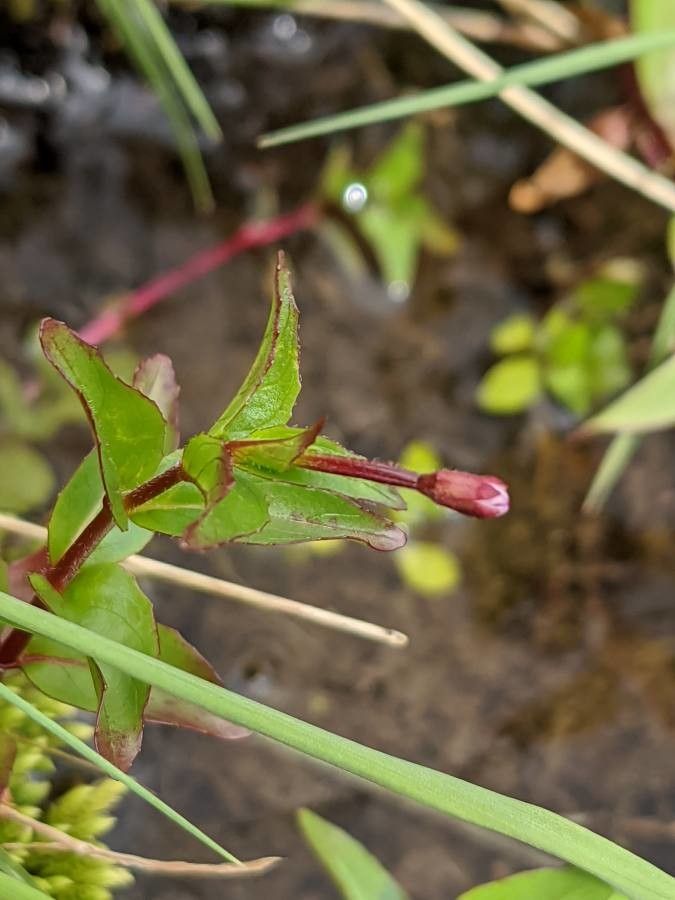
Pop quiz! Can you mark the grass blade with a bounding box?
[0,593,672,900]
[0,679,240,866]
[96,0,215,211]
[0,872,50,900]
[584,282,675,511]
[260,29,675,147]
[134,0,222,140]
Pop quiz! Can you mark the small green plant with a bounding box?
[477,260,642,417]
[320,124,457,296]
[0,256,671,899]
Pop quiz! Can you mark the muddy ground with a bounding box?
[1,4,674,898]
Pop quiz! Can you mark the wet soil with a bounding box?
[1,4,674,898]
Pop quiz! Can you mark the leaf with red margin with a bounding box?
[40,319,167,529]
[29,565,158,771]
[230,421,323,473]
[145,625,249,740]
[214,469,405,551]
[209,255,300,440]
[133,354,181,452]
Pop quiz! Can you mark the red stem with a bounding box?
[78,203,320,346]
[0,465,184,666]
[298,454,419,490]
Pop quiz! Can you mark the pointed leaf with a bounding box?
[182,471,269,550]
[209,257,300,440]
[581,354,675,434]
[145,625,249,740]
[183,433,233,505]
[457,866,627,899]
[48,451,153,566]
[30,566,158,771]
[298,808,408,900]
[224,470,405,551]
[133,353,181,452]
[367,122,423,202]
[231,422,323,473]
[40,319,167,528]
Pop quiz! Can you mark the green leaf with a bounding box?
[209,257,300,440]
[133,353,181,452]
[584,281,675,511]
[145,625,249,740]
[394,542,460,596]
[545,364,592,415]
[0,441,54,514]
[49,452,153,566]
[631,1,675,148]
[232,422,323,473]
[367,122,423,202]
[574,274,640,321]
[458,866,628,899]
[40,320,167,529]
[130,480,205,535]
[477,356,541,415]
[22,635,99,711]
[2,594,673,900]
[0,872,50,900]
[358,195,426,286]
[182,469,269,549]
[30,566,158,771]
[298,808,408,900]
[222,470,405,551]
[587,325,631,401]
[0,678,240,866]
[541,311,591,366]
[0,848,41,890]
[581,354,675,434]
[490,314,536,355]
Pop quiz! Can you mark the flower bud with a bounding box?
[416,470,509,519]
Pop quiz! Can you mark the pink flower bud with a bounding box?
[416,470,509,519]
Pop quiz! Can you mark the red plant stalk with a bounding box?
[299,454,510,519]
[78,203,319,346]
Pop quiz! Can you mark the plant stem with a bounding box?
[78,204,319,346]
[0,466,184,666]
[0,806,279,879]
[299,454,419,489]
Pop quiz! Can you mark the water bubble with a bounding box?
[342,182,368,213]
[273,14,298,41]
[388,281,410,304]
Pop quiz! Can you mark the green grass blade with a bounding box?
[134,0,222,140]
[584,282,675,512]
[259,29,675,146]
[96,0,215,212]
[0,679,240,866]
[0,872,50,900]
[0,593,672,900]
